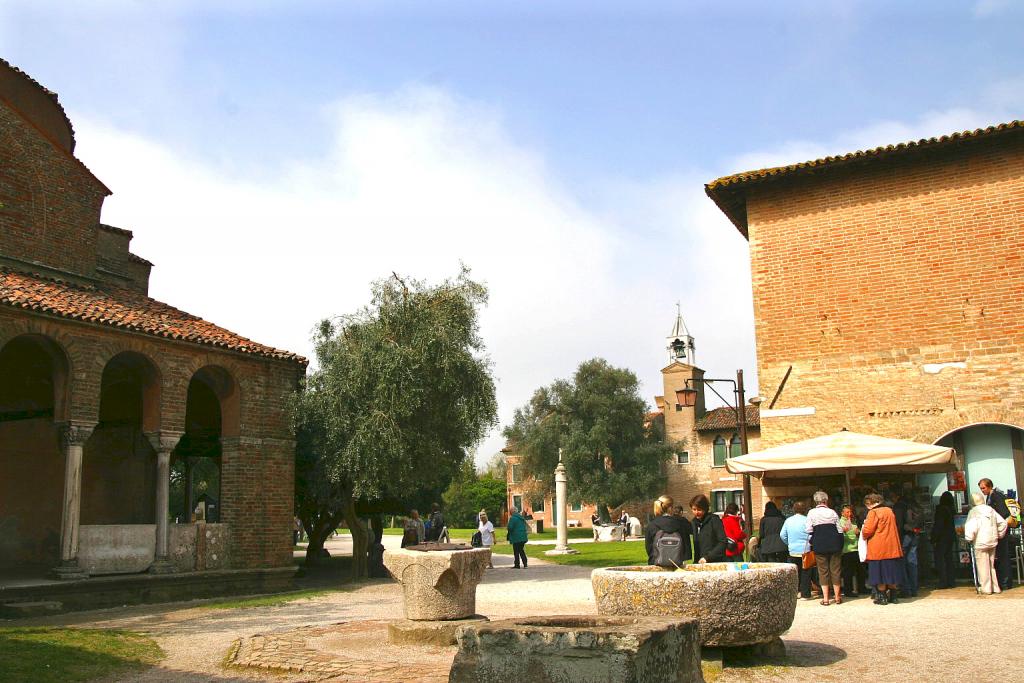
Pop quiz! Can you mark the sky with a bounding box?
[2,1,1022,467]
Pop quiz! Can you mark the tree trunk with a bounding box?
[598,502,611,524]
[343,494,369,579]
[303,510,342,567]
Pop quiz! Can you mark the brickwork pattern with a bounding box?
[228,621,452,682]
[746,135,1024,448]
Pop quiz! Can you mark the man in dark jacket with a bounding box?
[645,495,692,565]
[426,503,446,542]
[690,494,727,563]
[980,478,1013,590]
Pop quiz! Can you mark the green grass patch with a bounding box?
[200,588,341,609]
[0,627,162,683]
[492,540,650,568]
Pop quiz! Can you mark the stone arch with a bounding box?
[80,351,161,525]
[0,332,71,567]
[927,420,1024,506]
[169,364,239,523]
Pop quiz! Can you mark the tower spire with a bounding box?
[667,304,695,365]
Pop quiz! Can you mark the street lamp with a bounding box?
[676,369,754,534]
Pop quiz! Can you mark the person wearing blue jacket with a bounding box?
[780,500,812,599]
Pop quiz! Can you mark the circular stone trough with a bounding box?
[591,563,797,647]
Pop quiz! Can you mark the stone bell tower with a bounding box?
[666,303,695,366]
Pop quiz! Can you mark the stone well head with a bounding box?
[591,563,797,647]
[450,615,702,683]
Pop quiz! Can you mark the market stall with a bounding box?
[726,429,958,510]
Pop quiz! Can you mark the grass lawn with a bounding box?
[0,627,162,683]
[492,540,650,568]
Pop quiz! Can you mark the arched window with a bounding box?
[713,435,727,467]
[729,434,742,459]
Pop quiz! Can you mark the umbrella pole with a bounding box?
[845,470,853,508]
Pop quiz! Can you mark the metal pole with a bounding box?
[737,369,753,535]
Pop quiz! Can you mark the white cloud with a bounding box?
[74,85,757,467]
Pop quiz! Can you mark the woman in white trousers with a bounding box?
[965,491,1008,594]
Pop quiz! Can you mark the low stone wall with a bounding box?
[78,524,155,575]
[169,522,231,572]
[0,567,297,615]
[592,563,797,647]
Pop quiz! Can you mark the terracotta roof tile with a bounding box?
[0,268,306,364]
[705,119,1024,236]
[694,404,759,432]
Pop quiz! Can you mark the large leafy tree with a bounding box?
[442,461,508,528]
[293,269,498,577]
[504,358,673,519]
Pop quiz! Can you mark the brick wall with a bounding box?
[746,136,1024,447]
[0,101,106,278]
[0,310,303,570]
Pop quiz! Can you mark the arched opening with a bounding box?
[170,365,238,523]
[0,334,69,569]
[81,352,160,525]
[922,422,1024,508]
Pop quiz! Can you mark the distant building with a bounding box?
[504,308,762,525]
[0,58,306,581]
[705,120,1024,506]
[655,308,763,514]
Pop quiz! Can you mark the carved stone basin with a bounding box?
[591,563,797,647]
[383,546,491,620]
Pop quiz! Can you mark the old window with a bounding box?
[713,490,743,513]
[676,451,690,465]
[713,436,727,467]
[729,434,742,458]
[511,463,522,483]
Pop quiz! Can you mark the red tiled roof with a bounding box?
[0,269,306,364]
[705,119,1024,236]
[694,404,759,432]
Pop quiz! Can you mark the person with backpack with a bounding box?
[690,494,727,564]
[401,509,425,548]
[645,495,692,567]
[722,503,747,560]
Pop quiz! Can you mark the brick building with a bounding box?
[706,120,1024,508]
[655,309,762,515]
[0,58,306,581]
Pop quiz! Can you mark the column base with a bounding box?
[544,546,580,556]
[51,560,89,581]
[148,558,178,575]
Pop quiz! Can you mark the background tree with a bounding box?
[293,269,498,577]
[442,461,508,528]
[503,358,672,521]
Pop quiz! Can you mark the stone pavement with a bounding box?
[228,621,452,682]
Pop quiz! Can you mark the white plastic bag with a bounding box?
[857,535,868,563]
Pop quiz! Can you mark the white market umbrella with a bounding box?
[725,430,957,478]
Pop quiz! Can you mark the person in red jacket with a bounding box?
[723,502,747,559]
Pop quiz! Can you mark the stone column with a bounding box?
[545,449,578,556]
[52,422,94,580]
[146,431,182,574]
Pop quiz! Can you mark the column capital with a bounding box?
[59,422,95,448]
[144,430,183,454]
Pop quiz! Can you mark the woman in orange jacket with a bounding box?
[860,492,906,605]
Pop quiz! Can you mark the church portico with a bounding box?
[0,57,305,600]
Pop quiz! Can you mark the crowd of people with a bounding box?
[643,477,1018,603]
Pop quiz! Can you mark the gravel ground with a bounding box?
[8,539,1023,682]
